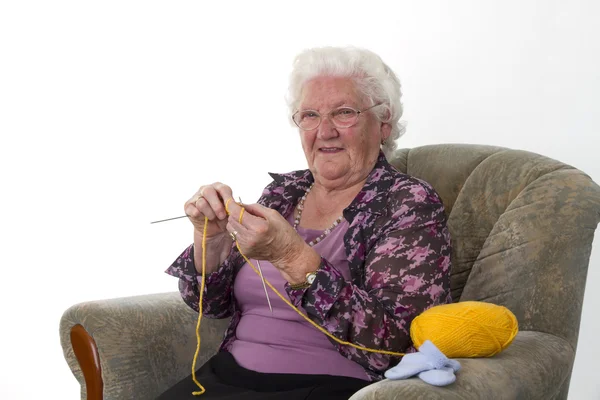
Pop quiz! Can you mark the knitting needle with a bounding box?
[256,260,273,313]
[150,199,273,312]
[150,215,189,224]
[236,196,273,314]
[150,196,245,224]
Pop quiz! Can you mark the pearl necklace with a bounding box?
[293,184,344,247]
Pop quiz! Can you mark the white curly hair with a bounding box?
[287,46,406,158]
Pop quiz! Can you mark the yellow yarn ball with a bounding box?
[410,301,519,358]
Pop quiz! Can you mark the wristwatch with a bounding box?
[289,271,318,290]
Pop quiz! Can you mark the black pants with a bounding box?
[156,351,371,400]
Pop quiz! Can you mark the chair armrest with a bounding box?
[59,292,230,400]
[349,331,575,400]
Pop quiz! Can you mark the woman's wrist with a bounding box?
[276,242,321,285]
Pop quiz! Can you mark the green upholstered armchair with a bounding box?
[60,144,600,400]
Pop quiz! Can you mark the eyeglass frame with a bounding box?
[291,103,384,131]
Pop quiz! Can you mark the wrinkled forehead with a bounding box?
[298,76,363,110]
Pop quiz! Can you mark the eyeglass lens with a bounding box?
[293,107,360,130]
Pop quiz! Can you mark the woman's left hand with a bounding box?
[225,201,316,279]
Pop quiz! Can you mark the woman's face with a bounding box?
[298,76,391,188]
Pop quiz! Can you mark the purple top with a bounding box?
[166,151,452,381]
[230,213,368,380]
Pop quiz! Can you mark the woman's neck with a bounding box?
[310,178,366,214]
[294,176,367,231]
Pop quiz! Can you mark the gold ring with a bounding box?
[194,194,204,203]
[230,231,237,241]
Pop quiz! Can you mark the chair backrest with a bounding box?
[390,144,600,348]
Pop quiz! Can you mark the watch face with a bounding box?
[306,273,316,284]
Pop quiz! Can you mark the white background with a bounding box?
[1,1,599,398]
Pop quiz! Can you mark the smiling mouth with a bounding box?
[319,147,343,153]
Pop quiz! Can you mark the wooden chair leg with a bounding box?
[70,324,103,400]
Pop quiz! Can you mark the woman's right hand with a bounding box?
[185,182,234,240]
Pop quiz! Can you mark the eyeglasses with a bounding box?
[292,103,383,131]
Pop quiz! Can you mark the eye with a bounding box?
[300,111,319,120]
[337,108,355,116]
[332,108,358,121]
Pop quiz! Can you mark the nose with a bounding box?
[316,115,339,140]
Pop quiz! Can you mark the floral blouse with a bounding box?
[166,151,452,381]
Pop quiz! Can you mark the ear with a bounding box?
[380,122,392,142]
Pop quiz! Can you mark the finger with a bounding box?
[242,203,272,220]
[227,200,255,223]
[224,197,242,217]
[184,189,203,212]
[186,186,217,221]
[229,209,270,240]
[186,184,210,204]
[227,218,248,234]
[184,202,202,219]
[194,198,217,220]
[200,186,227,220]
[211,182,234,220]
[226,219,250,242]
[228,205,263,230]
[213,183,234,205]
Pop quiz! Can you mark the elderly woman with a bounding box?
[159,47,451,400]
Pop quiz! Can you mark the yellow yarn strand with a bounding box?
[234,242,405,357]
[190,218,209,395]
[224,198,234,215]
[238,207,245,224]
[190,206,406,395]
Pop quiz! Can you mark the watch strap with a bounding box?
[289,271,318,290]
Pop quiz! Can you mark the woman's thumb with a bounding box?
[242,203,271,219]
